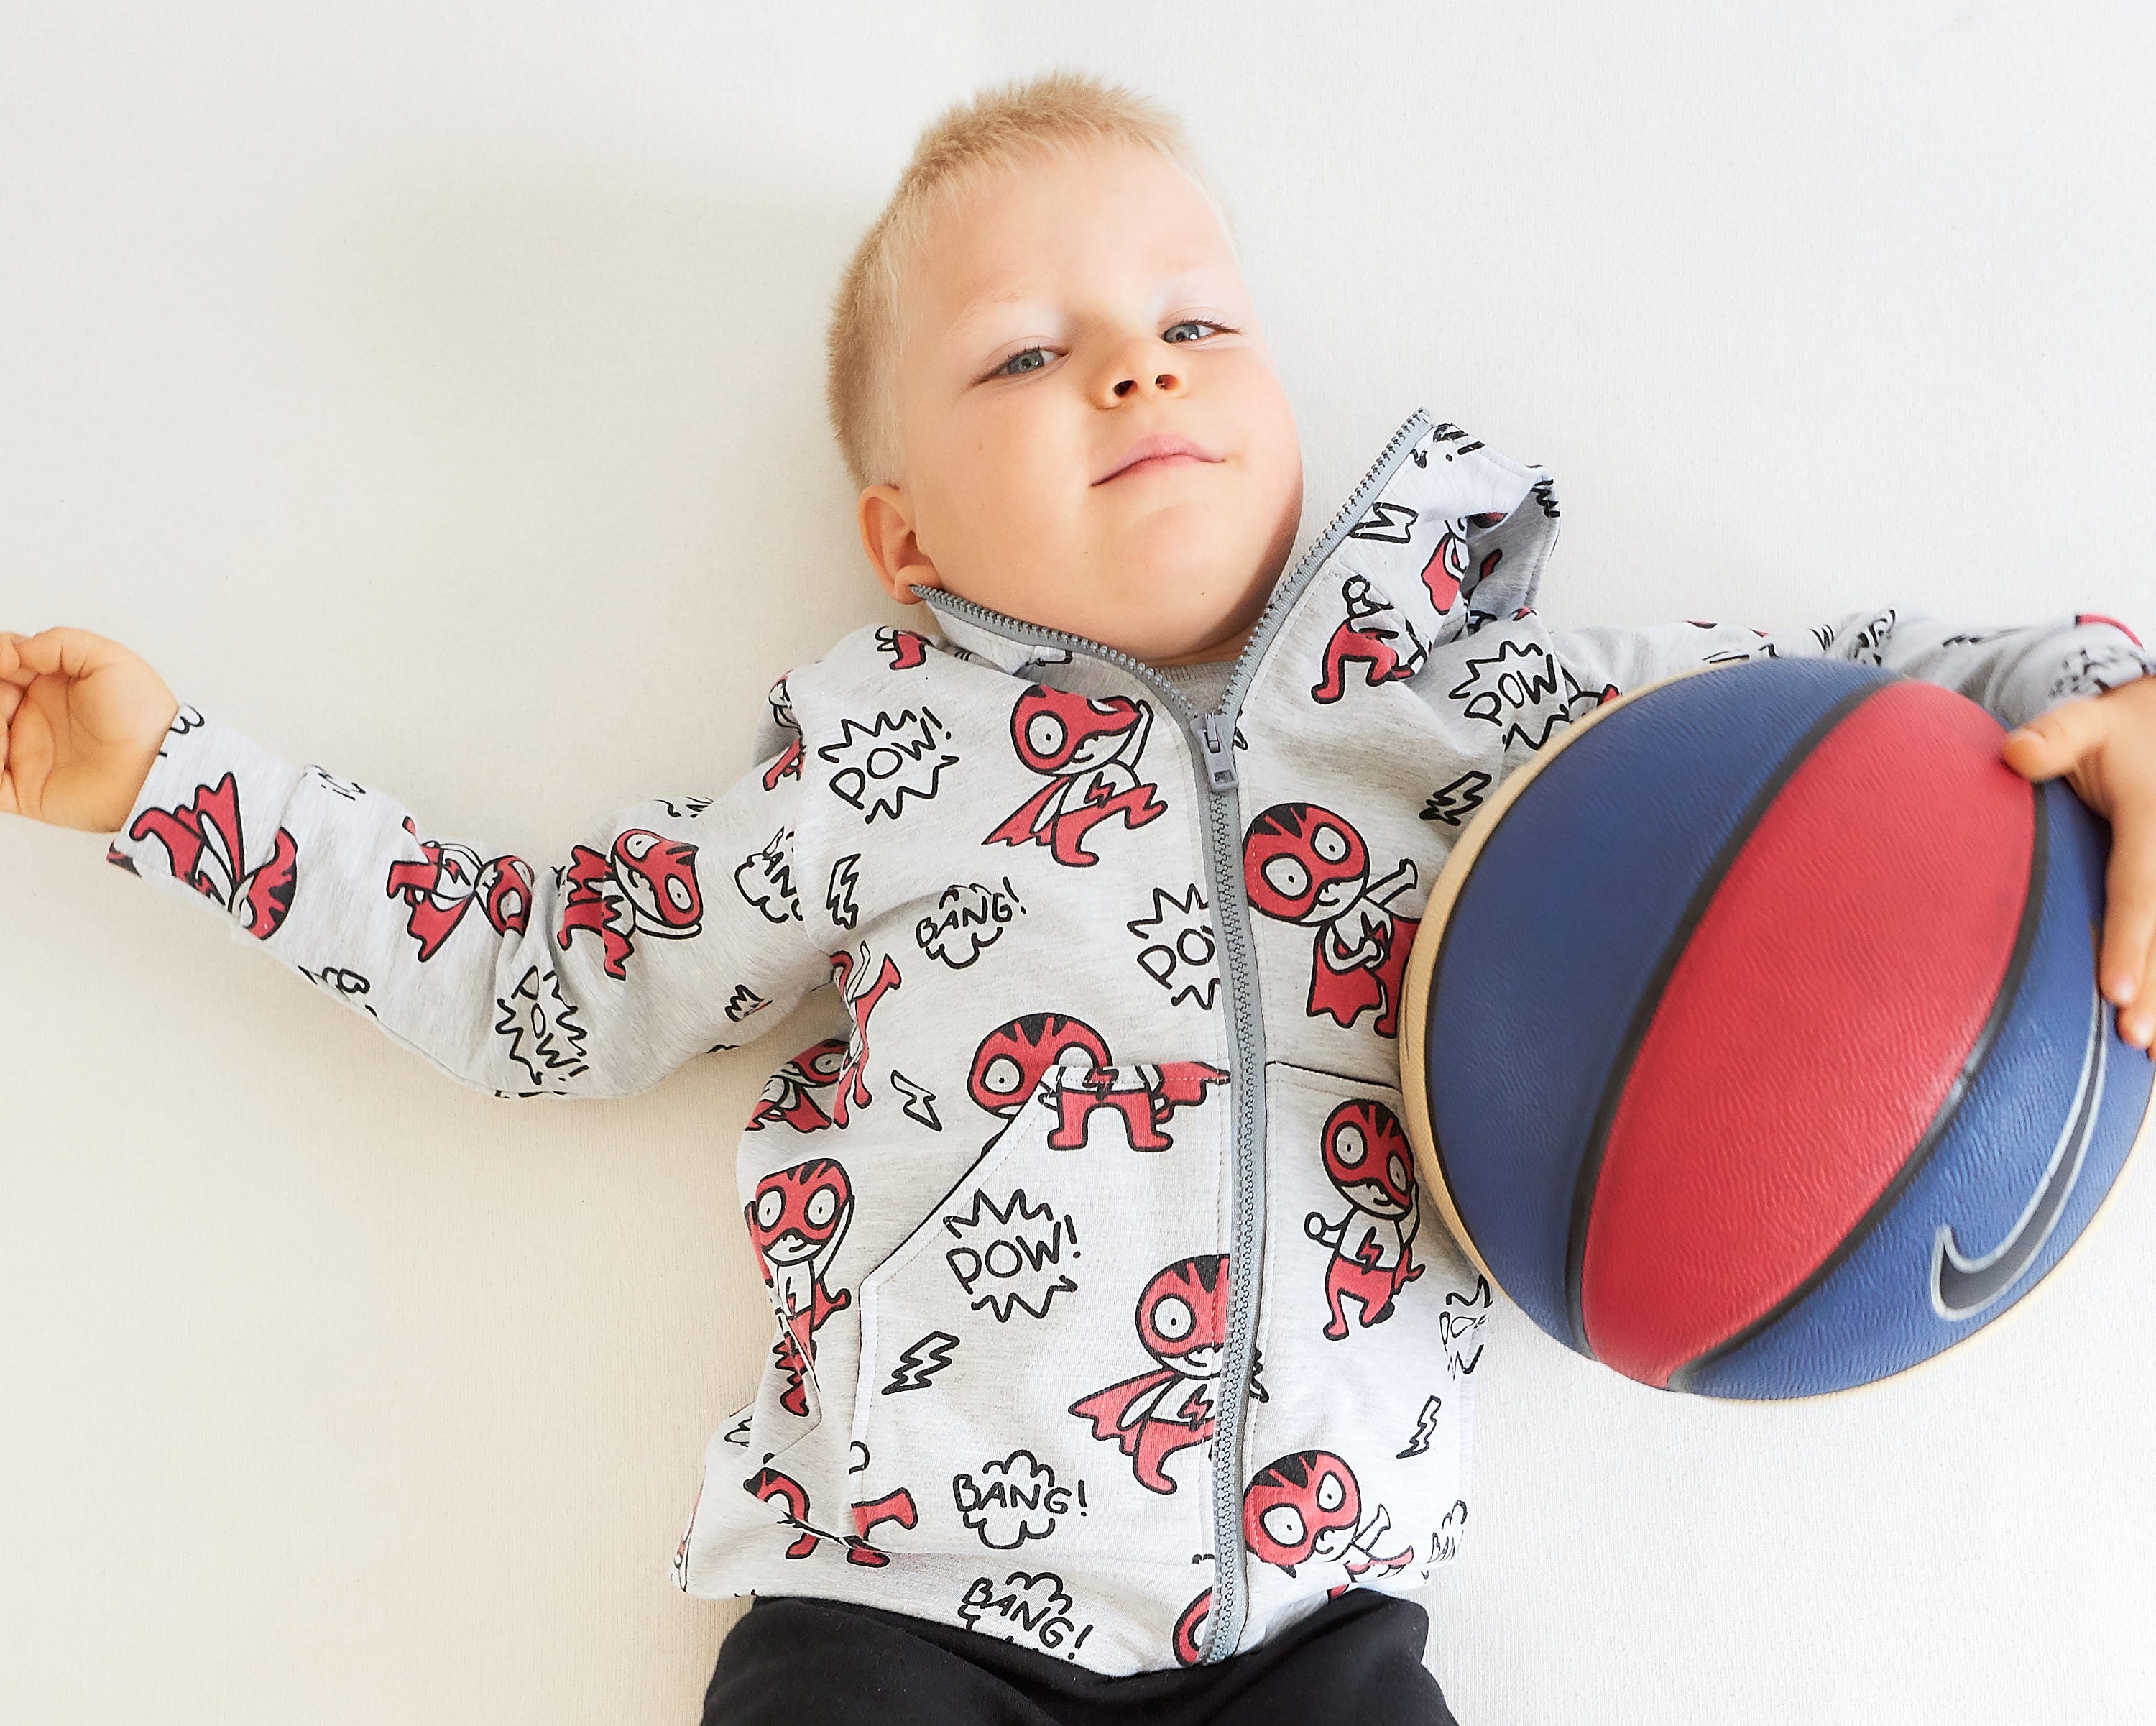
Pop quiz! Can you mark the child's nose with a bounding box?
[1111,366,1183,398]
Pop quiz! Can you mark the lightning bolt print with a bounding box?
[881,1330,961,1395]
[1396,1394,1445,1459]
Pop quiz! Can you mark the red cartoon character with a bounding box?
[827,944,902,1127]
[968,1012,1112,1119]
[876,625,931,669]
[1304,1099,1423,1339]
[1311,574,1428,704]
[745,1157,854,1417]
[986,684,1166,867]
[1172,1587,1212,1667]
[745,1467,918,1567]
[1069,1254,1256,1494]
[1243,1450,1414,1592]
[556,827,704,980]
[745,1037,849,1134]
[1418,510,1508,612]
[1243,804,1419,1038]
[127,770,298,942]
[383,816,533,960]
[967,1013,1225,1152]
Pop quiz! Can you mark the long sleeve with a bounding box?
[1544,607,2155,731]
[102,703,831,1099]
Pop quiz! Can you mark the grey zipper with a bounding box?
[920,407,1434,1661]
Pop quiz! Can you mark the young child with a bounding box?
[9,71,2156,1726]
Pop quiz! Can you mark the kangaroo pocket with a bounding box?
[845,1061,1235,1566]
[1235,1062,1494,1625]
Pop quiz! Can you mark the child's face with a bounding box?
[859,142,1304,665]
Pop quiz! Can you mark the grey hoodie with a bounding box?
[104,408,2151,1674]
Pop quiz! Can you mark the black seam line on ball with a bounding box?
[1667,771,2048,1395]
[1563,674,1891,1361]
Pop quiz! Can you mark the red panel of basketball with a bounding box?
[1580,681,2035,1386]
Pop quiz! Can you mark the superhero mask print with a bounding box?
[745,1157,854,1418]
[127,769,298,942]
[1069,1254,1261,1495]
[1303,1099,1424,1339]
[556,827,704,981]
[1243,803,1420,1039]
[383,816,533,960]
[745,1466,917,1567]
[967,1013,1226,1152]
[745,1037,849,1134]
[1310,573,1429,704]
[1243,1450,1414,1591]
[985,684,1166,867]
[969,1012,1112,1119]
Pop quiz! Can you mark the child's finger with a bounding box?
[2100,814,2156,1008]
[2122,927,2156,1052]
[0,630,29,686]
[2001,697,2109,785]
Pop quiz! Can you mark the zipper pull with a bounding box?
[1194,712,1238,790]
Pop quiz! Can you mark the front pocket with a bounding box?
[1234,1062,1494,1640]
[846,1060,1235,1565]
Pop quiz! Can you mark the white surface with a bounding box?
[4,4,2153,1721]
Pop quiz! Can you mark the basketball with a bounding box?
[1398,657,2154,1398]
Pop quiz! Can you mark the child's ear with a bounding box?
[857,485,940,605]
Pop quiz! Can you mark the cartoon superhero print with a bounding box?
[1311,573,1429,703]
[1304,1099,1423,1339]
[745,1157,854,1417]
[127,769,298,942]
[967,1012,1226,1152]
[1243,1450,1415,1593]
[745,1466,918,1567]
[555,827,704,981]
[876,625,931,669]
[382,815,533,960]
[1243,804,1419,1038]
[745,1036,849,1134]
[1068,1255,1259,1495]
[1415,510,1508,612]
[1172,1587,1212,1668]
[828,944,902,1127]
[985,684,1166,867]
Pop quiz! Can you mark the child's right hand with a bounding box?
[0,627,180,834]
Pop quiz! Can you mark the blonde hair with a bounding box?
[825,70,1229,491]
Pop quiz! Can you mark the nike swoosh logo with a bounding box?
[1932,947,2106,1321]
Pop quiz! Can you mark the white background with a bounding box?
[4,4,2154,1721]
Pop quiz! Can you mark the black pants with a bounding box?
[701,1589,1462,1725]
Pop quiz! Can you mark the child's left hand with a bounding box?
[2000,675,2156,1053]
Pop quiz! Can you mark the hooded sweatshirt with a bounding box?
[103,409,2152,1675]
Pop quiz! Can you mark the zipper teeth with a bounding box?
[918,408,1434,1663]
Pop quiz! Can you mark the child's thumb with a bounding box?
[2001,698,2106,782]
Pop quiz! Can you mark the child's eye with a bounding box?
[992,346,1052,377]
[1162,319,1230,344]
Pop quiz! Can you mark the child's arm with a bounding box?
[1539,607,2156,1046]
[1544,607,2152,733]
[2,626,829,1098]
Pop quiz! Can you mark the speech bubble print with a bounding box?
[942,1188,1079,1322]
[818,708,959,822]
[916,878,1025,969]
[950,1449,1086,1549]
[734,828,800,923]
[957,1570,1095,1660]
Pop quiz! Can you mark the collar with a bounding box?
[915,408,1562,672]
